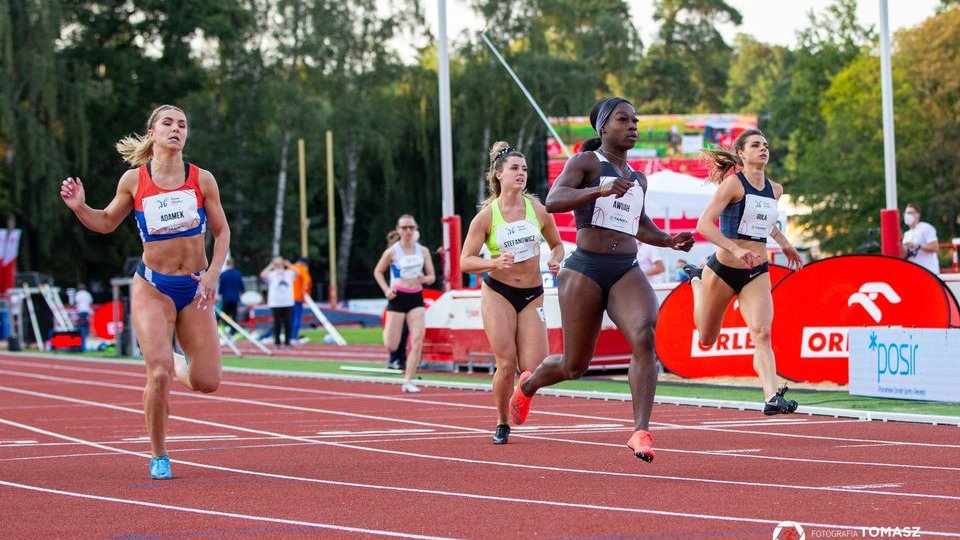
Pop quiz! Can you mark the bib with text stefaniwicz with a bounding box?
[495,219,541,263]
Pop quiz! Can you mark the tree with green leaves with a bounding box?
[633,0,741,113]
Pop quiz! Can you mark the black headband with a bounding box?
[593,98,628,136]
[494,146,516,161]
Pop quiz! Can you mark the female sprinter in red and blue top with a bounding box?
[60,104,230,480]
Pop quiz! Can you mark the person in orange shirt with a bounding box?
[291,257,313,342]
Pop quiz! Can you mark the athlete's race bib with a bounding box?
[396,254,424,279]
[591,178,645,236]
[737,194,778,239]
[142,190,201,236]
[496,220,541,263]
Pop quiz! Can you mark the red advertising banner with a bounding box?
[656,256,957,384]
[770,255,957,384]
[92,301,123,340]
[656,265,793,378]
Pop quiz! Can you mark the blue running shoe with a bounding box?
[150,455,172,479]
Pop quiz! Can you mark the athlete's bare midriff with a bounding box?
[716,237,768,269]
[574,227,638,257]
[488,256,543,288]
[141,235,208,275]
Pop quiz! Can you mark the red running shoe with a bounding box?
[509,371,534,425]
[627,430,655,463]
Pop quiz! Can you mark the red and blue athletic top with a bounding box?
[133,162,206,243]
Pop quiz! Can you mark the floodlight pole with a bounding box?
[438,0,461,290]
[878,0,900,256]
[438,0,454,219]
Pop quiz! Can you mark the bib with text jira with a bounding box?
[142,190,201,236]
[591,177,645,236]
[495,219,541,263]
[737,194,777,239]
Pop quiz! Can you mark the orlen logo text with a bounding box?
[799,282,901,359]
[869,330,918,382]
[691,328,754,357]
[800,327,848,358]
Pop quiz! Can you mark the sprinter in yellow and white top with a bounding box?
[484,193,542,264]
[461,141,563,446]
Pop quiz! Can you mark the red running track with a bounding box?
[0,354,958,539]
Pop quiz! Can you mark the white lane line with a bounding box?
[0,480,458,540]
[2,387,959,503]
[318,429,434,436]
[835,443,900,448]
[702,418,808,425]
[4,359,954,450]
[121,435,238,442]
[3,369,959,474]
[837,484,903,490]
[2,418,957,536]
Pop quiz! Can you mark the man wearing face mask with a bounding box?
[902,203,940,275]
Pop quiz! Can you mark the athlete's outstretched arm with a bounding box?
[420,245,436,285]
[60,170,136,234]
[461,208,513,274]
[635,213,694,251]
[546,153,611,213]
[536,201,565,274]
[194,169,231,309]
[696,179,763,267]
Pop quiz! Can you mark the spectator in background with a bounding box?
[902,203,940,275]
[674,259,690,283]
[260,257,296,349]
[218,258,244,331]
[636,241,666,283]
[291,257,313,342]
[74,283,94,344]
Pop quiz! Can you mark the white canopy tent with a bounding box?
[643,169,718,223]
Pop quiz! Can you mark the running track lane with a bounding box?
[0,355,958,539]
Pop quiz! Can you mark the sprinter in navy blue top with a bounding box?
[509,98,695,463]
[685,129,803,416]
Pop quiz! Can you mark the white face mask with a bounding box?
[903,213,917,226]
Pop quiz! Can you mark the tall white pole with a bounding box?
[438,0,454,219]
[879,0,897,210]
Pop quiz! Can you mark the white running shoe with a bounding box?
[401,382,420,393]
[173,352,190,386]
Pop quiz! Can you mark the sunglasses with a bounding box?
[399,225,418,231]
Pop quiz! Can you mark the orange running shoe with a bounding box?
[509,371,534,425]
[627,430,655,463]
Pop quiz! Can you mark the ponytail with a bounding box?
[699,128,765,183]
[115,134,154,166]
[699,147,742,183]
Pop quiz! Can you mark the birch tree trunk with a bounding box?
[271,125,291,257]
[335,132,360,300]
[477,123,490,208]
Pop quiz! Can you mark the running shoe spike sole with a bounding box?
[627,430,655,463]
[509,371,534,425]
